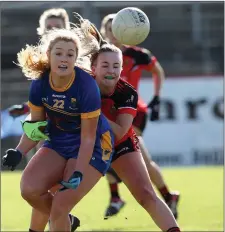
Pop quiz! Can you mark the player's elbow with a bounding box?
[152,62,165,80]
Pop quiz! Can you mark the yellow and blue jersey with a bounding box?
[28,66,114,175]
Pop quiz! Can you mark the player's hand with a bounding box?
[147,96,160,121]
[8,103,30,117]
[59,171,83,191]
[2,149,23,171]
[21,120,50,141]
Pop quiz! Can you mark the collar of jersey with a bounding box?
[49,70,75,92]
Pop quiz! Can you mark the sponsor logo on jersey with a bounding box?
[52,94,66,98]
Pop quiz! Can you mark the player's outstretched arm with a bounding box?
[59,116,99,191]
[75,116,99,173]
[73,73,101,175]
[150,61,165,97]
[147,61,165,121]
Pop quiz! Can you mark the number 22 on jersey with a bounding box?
[53,99,65,109]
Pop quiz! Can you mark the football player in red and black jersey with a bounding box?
[90,42,180,232]
[100,14,180,219]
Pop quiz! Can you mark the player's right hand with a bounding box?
[8,103,30,117]
[147,96,160,121]
[2,149,23,171]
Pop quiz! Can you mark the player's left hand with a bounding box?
[59,171,83,191]
[2,149,23,171]
[147,96,160,121]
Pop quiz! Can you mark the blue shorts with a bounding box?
[42,129,114,175]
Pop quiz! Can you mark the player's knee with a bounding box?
[50,198,70,221]
[20,184,40,202]
[50,206,63,222]
[136,186,157,208]
[20,178,44,201]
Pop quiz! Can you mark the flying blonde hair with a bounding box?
[73,13,109,70]
[72,13,122,71]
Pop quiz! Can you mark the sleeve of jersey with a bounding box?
[129,48,157,71]
[117,89,138,117]
[135,49,158,71]
[80,76,101,119]
[145,55,157,71]
[27,80,44,111]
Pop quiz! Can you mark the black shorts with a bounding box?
[132,111,148,133]
[112,135,140,162]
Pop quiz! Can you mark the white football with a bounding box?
[112,7,150,46]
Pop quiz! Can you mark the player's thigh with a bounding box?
[52,160,102,213]
[111,151,155,196]
[21,147,67,195]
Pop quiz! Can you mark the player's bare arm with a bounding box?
[107,114,134,141]
[75,116,99,174]
[151,61,165,96]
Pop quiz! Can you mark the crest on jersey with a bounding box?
[71,98,76,105]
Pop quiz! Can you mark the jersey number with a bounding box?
[53,99,64,109]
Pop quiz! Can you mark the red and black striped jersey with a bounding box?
[121,45,157,90]
[101,78,138,145]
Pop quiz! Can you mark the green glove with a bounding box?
[21,120,50,141]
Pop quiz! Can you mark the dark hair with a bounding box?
[91,43,122,67]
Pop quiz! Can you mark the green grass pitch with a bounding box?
[1,166,223,231]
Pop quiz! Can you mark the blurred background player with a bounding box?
[37,7,70,36]
[100,13,180,219]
